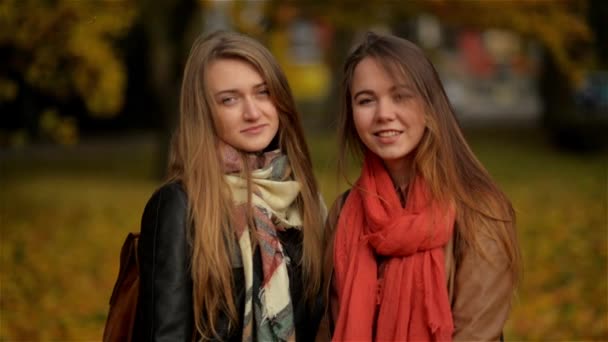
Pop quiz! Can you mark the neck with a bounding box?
[383,157,413,189]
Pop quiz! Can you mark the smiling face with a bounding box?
[206,58,279,152]
[351,57,427,176]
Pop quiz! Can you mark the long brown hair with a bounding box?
[338,32,520,284]
[167,31,324,340]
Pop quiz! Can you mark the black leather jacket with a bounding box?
[133,182,324,341]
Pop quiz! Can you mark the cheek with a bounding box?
[352,116,366,143]
[416,115,426,132]
[413,116,427,144]
[213,110,235,138]
[262,102,279,120]
[410,110,426,131]
[352,112,375,150]
[269,105,280,123]
[352,109,369,133]
[266,106,280,138]
[213,115,225,133]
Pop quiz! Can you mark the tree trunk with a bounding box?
[140,0,197,179]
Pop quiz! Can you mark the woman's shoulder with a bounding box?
[326,188,352,232]
[144,181,187,211]
[331,188,352,213]
[141,181,189,235]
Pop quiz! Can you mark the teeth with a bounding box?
[377,130,400,137]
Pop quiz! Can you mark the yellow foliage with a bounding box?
[423,0,592,83]
[0,0,137,116]
[268,30,331,101]
[0,78,18,100]
[39,108,61,134]
[39,108,79,145]
[2,131,606,340]
[55,117,78,146]
[276,0,593,83]
[8,129,28,148]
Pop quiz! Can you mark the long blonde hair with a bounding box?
[338,32,520,284]
[167,31,323,340]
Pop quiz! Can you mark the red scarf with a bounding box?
[333,153,455,341]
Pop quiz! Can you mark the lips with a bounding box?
[241,124,268,134]
[374,129,402,137]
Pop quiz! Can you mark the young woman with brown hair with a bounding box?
[322,32,521,341]
[134,31,325,341]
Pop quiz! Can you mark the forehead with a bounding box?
[351,57,413,91]
[205,58,264,91]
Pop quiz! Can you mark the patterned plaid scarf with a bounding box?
[221,143,299,342]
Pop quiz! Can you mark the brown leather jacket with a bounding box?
[317,191,515,341]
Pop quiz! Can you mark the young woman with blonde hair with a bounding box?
[322,32,520,341]
[134,31,325,341]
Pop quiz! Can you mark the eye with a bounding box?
[221,96,237,105]
[393,92,412,103]
[394,93,408,102]
[357,97,374,106]
[257,88,270,97]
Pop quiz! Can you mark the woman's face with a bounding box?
[207,58,279,152]
[351,57,426,167]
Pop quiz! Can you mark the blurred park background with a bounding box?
[1,0,607,340]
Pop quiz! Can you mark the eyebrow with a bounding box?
[353,84,412,99]
[214,82,267,97]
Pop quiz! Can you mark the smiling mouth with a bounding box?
[374,130,402,137]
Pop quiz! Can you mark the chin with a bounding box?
[375,150,412,161]
[240,146,265,153]
[239,141,272,153]
[373,148,400,158]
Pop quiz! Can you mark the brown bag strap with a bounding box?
[109,232,140,306]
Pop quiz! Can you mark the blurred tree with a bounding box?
[589,0,608,68]
[425,0,606,151]
[0,0,137,116]
[262,1,424,128]
[135,0,199,177]
[265,0,601,149]
[425,0,592,83]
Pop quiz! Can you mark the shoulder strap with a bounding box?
[103,232,140,342]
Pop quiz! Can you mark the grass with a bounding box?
[1,129,606,341]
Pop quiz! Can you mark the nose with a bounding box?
[243,97,261,121]
[375,98,395,122]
